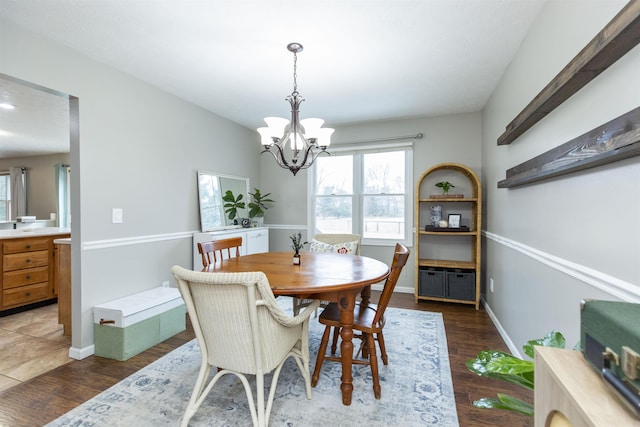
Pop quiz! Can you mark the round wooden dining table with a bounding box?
[207,251,390,405]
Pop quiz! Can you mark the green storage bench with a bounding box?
[93,287,185,361]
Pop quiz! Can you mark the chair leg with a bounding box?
[330,326,340,354]
[361,332,370,359]
[180,363,211,427]
[312,326,332,387]
[377,331,388,365]
[367,333,381,399]
[256,371,265,427]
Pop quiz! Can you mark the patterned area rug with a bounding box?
[47,298,459,426]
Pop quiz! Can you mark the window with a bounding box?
[310,147,413,245]
[0,173,9,221]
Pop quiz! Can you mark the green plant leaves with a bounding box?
[472,394,534,416]
[435,181,455,193]
[222,190,245,220]
[522,330,566,358]
[248,188,275,218]
[465,350,534,390]
[466,330,568,417]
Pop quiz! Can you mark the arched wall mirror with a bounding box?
[197,170,249,231]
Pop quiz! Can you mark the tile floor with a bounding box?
[0,303,72,392]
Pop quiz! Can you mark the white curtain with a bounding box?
[55,163,70,227]
[9,167,26,219]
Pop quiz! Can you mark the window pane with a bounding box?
[363,151,405,194]
[363,195,405,239]
[0,176,8,221]
[315,195,353,234]
[315,155,353,195]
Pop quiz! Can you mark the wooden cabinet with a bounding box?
[415,163,482,309]
[55,238,72,336]
[535,346,640,426]
[1,233,70,311]
[192,227,269,270]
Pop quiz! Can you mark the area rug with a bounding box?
[47,298,459,426]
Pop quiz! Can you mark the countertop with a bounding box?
[0,227,71,240]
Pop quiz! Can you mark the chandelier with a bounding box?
[257,42,333,176]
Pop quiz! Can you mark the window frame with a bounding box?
[308,143,413,247]
[0,172,10,221]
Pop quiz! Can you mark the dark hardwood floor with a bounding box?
[0,292,532,426]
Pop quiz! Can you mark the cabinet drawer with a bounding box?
[3,266,48,290]
[3,238,50,254]
[3,282,50,308]
[3,250,49,272]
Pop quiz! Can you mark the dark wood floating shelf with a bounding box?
[498,106,640,188]
[497,0,640,146]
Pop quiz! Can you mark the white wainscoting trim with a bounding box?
[82,231,194,251]
[263,224,307,230]
[484,231,640,302]
[69,344,95,360]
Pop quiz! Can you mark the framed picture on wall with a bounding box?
[448,214,461,228]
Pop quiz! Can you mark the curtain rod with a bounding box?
[336,133,423,145]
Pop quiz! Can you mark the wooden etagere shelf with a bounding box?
[415,163,482,309]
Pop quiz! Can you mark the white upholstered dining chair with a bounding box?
[172,266,320,427]
[292,233,361,316]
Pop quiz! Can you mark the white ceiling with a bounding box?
[0,0,548,157]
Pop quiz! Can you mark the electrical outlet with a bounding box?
[490,278,494,293]
[162,281,170,288]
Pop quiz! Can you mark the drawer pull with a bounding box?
[25,291,31,297]
[100,319,115,325]
[26,244,31,249]
[26,259,31,263]
[26,275,30,280]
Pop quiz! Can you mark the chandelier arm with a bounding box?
[261,142,300,173]
[260,146,283,164]
[302,146,331,169]
[295,143,316,170]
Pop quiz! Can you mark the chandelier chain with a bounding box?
[292,50,298,94]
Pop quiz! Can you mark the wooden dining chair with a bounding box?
[197,237,242,268]
[292,233,361,316]
[311,243,410,399]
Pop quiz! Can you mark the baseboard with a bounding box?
[375,284,413,294]
[481,298,522,359]
[69,344,95,360]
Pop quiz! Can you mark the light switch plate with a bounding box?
[112,208,123,224]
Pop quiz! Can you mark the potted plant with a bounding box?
[289,232,308,265]
[222,190,245,224]
[435,181,455,195]
[248,188,275,226]
[466,330,567,416]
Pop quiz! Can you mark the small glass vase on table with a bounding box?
[289,232,308,265]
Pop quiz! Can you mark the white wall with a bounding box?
[482,0,640,355]
[262,113,482,293]
[1,19,260,355]
[0,153,70,219]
